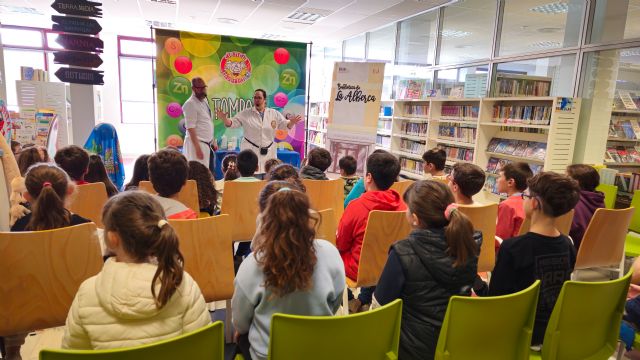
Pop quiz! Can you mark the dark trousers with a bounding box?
[347,286,376,304]
[235,333,253,360]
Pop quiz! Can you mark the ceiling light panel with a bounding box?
[529,2,568,14]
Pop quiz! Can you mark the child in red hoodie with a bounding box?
[495,162,533,243]
[337,151,406,312]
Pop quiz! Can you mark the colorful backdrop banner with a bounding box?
[154,29,308,154]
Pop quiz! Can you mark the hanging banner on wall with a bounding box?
[326,61,385,174]
[154,29,308,155]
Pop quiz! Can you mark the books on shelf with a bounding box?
[378,118,392,131]
[308,116,327,131]
[437,125,476,144]
[495,73,551,97]
[605,145,640,163]
[400,157,424,175]
[487,137,547,161]
[309,102,328,116]
[440,105,479,120]
[400,138,426,155]
[21,66,49,82]
[376,135,391,148]
[401,122,428,136]
[308,131,325,146]
[403,104,429,117]
[397,79,426,100]
[492,105,552,125]
[486,157,543,175]
[609,116,640,141]
[437,144,474,162]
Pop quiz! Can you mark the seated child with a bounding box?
[11,140,21,155]
[17,146,47,176]
[374,180,480,360]
[235,149,260,181]
[339,155,359,198]
[267,164,306,191]
[124,154,150,191]
[62,191,211,349]
[495,162,533,241]
[448,162,486,205]
[263,158,282,176]
[488,172,580,345]
[148,149,197,219]
[337,151,406,312]
[566,164,605,250]
[86,154,119,197]
[188,161,218,215]
[232,188,344,360]
[344,149,390,208]
[55,145,90,185]
[300,147,332,180]
[422,148,447,181]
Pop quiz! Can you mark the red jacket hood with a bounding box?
[359,189,406,211]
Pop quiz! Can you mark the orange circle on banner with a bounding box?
[165,37,183,55]
[166,134,184,147]
[275,129,288,140]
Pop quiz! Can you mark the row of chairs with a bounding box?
[36,272,631,359]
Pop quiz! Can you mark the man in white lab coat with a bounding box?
[182,77,217,171]
[216,89,302,173]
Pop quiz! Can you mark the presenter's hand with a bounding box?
[216,109,227,121]
[195,146,204,160]
[212,141,218,151]
[290,114,303,124]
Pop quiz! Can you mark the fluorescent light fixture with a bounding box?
[441,29,471,38]
[529,2,568,14]
[217,18,239,24]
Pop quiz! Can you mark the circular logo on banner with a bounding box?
[220,51,252,84]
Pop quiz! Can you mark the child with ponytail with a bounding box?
[62,191,210,350]
[232,188,345,360]
[374,180,480,360]
[11,163,90,232]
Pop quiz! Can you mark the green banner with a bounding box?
[154,30,308,153]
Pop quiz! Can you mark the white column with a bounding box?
[70,84,100,145]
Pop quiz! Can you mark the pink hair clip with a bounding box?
[444,203,458,220]
[42,181,52,187]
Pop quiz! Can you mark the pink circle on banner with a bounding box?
[274,48,290,65]
[166,102,183,118]
[165,37,182,55]
[174,56,192,74]
[274,92,288,107]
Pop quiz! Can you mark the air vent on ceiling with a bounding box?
[285,7,333,24]
[0,5,43,15]
[148,0,177,5]
[146,20,176,29]
[529,2,568,14]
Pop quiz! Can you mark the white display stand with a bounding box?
[16,80,71,149]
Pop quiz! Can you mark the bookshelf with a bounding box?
[494,74,552,97]
[427,98,481,167]
[476,96,581,202]
[376,100,393,150]
[391,99,430,179]
[307,101,328,149]
[605,106,640,169]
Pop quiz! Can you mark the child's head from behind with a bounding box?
[525,172,580,219]
[86,154,109,183]
[366,151,400,191]
[127,154,150,188]
[237,149,259,177]
[102,191,184,309]
[259,180,303,212]
[255,188,317,297]
[307,148,332,172]
[422,148,446,174]
[267,164,306,191]
[11,140,21,154]
[338,155,357,177]
[54,145,89,182]
[264,158,282,175]
[24,164,73,231]
[403,180,478,267]
[566,164,599,192]
[18,147,45,176]
[148,149,188,197]
[188,160,217,209]
[449,163,486,201]
[497,162,532,194]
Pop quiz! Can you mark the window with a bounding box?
[118,36,154,124]
[396,11,438,66]
[438,0,496,64]
[590,0,640,44]
[344,34,366,61]
[367,25,397,100]
[492,54,577,97]
[499,0,585,56]
[435,65,489,98]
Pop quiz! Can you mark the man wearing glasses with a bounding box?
[183,77,217,171]
[217,89,302,174]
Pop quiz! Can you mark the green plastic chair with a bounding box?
[529,271,632,360]
[39,322,224,360]
[435,281,540,360]
[626,190,640,257]
[596,183,618,209]
[267,299,402,360]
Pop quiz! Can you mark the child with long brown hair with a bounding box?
[188,160,218,215]
[11,164,90,232]
[374,180,480,360]
[62,191,210,349]
[86,154,119,197]
[232,189,345,360]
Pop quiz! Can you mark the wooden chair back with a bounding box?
[139,180,200,214]
[68,182,108,228]
[457,203,498,273]
[315,208,336,246]
[575,207,635,270]
[518,209,575,236]
[220,180,266,241]
[0,223,103,336]
[354,211,412,287]
[390,180,414,198]
[169,215,234,302]
[302,179,344,226]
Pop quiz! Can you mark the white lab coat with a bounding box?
[182,94,213,168]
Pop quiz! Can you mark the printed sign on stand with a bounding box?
[56,34,103,53]
[52,15,102,35]
[51,0,102,18]
[53,51,103,68]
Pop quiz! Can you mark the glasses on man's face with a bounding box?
[193,85,207,90]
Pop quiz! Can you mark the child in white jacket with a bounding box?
[62,191,211,350]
